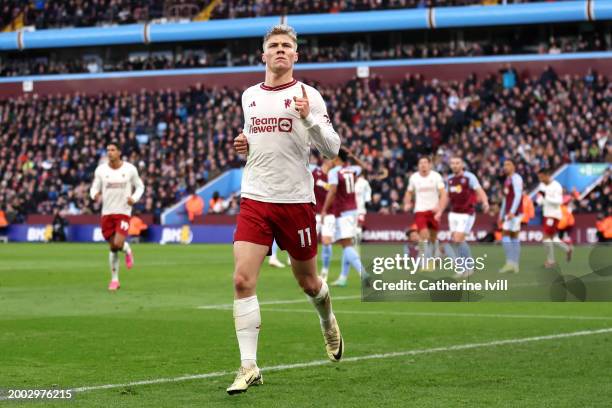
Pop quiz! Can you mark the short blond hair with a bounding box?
[263,24,298,50]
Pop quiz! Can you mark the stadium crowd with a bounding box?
[0,67,609,223]
[2,0,576,31]
[210,0,575,19]
[1,33,607,77]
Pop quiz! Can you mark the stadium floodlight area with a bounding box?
[0,1,610,51]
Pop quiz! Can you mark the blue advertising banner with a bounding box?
[555,163,610,194]
[7,225,236,244]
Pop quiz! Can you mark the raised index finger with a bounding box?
[301,84,308,99]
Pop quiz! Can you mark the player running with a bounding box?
[227,24,342,395]
[536,168,573,268]
[499,159,523,274]
[90,141,144,291]
[321,148,364,287]
[446,157,489,277]
[403,156,447,271]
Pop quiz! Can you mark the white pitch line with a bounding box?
[196,295,360,310]
[71,327,612,393]
[259,308,612,321]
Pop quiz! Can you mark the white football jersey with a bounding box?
[537,180,563,220]
[407,171,445,212]
[90,161,145,216]
[355,176,372,215]
[240,79,340,204]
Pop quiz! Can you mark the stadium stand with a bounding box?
[2,1,572,31]
[0,66,608,221]
[0,0,213,30]
[1,31,608,77]
[3,0,584,31]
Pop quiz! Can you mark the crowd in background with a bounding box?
[1,32,608,77]
[210,0,573,19]
[2,0,577,31]
[0,66,609,224]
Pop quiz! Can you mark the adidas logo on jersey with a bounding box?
[248,101,256,107]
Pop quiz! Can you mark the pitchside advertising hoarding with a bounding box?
[6,214,601,244]
[8,225,235,244]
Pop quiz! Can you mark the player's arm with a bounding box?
[295,85,340,159]
[499,198,506,221]
[89,168,102,201]
[321,167,338,217]
[469,173,490,212]
[234,91,249,156]
[476,187,490,213]
[403,178,414,212]
[508,175,523,216]
[347,149,367,169]
[435,186,448,221]
[128,167,145,206]
[321,185,337,218]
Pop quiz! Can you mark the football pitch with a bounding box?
[1,243,611,407]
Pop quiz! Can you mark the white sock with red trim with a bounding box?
[234,296,260,369]
[109,251,119,281]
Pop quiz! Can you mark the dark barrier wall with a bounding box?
[0,53,610,99]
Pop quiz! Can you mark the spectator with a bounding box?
[521,193,535,224]
[595,211,612,243]
[128,214,149,242]
[51,208,68,242]
[208,191,224,214]
[0,207,9,242]
[185,191,205,222]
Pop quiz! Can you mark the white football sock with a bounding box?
[553,236,570,252]
[122,241,131,254]
[234,296,260,369]
[418,240,427,258]
[109,251,119,281]
[544,239,555,263]
[307,279,334,329]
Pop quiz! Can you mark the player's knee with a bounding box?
[299,276,320,296]
[233,272,255,293]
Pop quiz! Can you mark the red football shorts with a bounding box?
[234,198,317,261]
[542,217,559,236]
[414,210,439,231]
[101,214,130,241]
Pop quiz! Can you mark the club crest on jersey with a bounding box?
[449,184,463,193]
[248,117,293,133]
[284,99,292,109]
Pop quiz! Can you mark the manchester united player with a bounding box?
[311,155,333,281]
[228,24,342,394]
[536,168,572,268]
[321,148,364,287]
[446,157,489,276]
[403,156,447,271]
[499,160,524,274]
[90,141,144,291]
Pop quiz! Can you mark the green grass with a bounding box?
[0,243,611,407]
